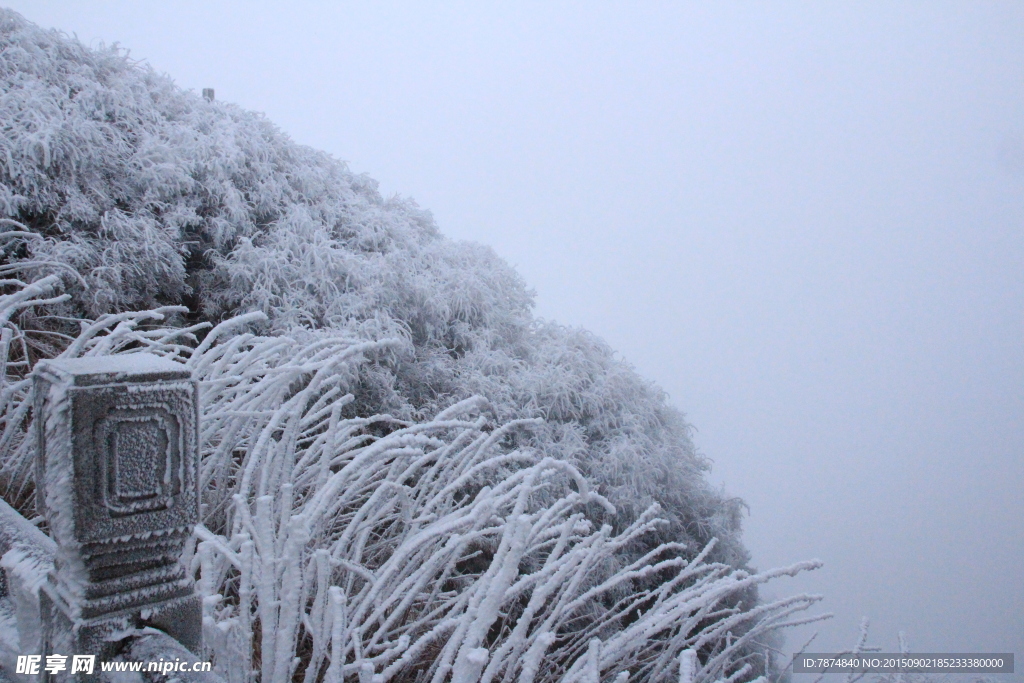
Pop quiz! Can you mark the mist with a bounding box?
[10,1,1022,669]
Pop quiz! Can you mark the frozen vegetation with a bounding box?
[0,9,828,681]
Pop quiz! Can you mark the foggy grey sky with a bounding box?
[9,1,1023,667]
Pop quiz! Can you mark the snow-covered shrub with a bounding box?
[0,274,825,682]
[0,8,746,571]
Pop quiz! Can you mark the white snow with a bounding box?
[37,353,187,378]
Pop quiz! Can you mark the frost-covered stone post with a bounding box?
[33,354,201,676]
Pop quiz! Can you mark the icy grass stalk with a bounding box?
[0,275,825,682]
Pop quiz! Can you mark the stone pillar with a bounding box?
[33,354,201,679]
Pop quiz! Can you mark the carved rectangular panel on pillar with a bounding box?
[33,354,201,680]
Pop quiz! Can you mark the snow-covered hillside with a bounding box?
[0,9,826,681]
[0,8,745,568]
